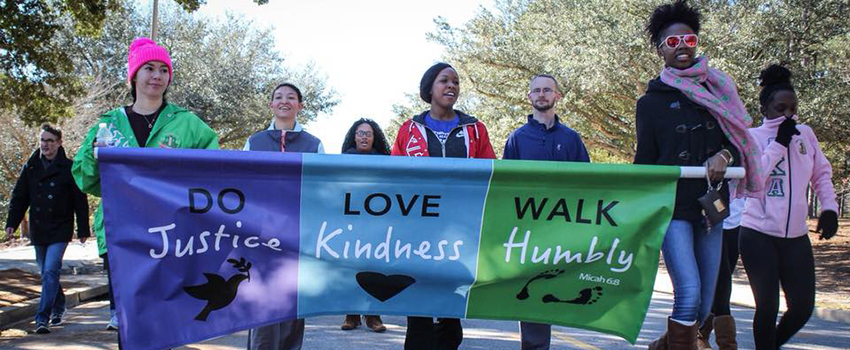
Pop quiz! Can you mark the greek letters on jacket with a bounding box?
[741,122,838,238]
[391,110,496,159]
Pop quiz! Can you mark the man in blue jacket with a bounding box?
[503,74,590,350]
[503,74,590,163]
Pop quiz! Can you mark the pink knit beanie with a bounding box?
[127,37,173,85]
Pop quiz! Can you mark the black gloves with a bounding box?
[775,117,801,147]
[816,210,839,240]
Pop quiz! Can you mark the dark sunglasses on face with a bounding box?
[355,131,373,137]
[660,34,699,49]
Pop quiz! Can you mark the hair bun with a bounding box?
[759,64,792,87]
[129,37,156,51]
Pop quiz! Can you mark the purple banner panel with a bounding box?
[99,148,302,350]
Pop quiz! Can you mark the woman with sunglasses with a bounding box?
[391,62,496,350]
[738,65,839,350]
[634,1,763,349]
[339,117,389,332]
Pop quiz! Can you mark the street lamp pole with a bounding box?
[151,0,160,40]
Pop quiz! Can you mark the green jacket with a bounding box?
[72,103,219,255]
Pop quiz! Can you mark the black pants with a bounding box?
[404,317,462,350]
[739,227,815,350]
[711,227,740,316]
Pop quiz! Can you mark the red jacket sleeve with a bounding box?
[391,120,410,156]
[473,122,497,159]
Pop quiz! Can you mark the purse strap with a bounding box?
[704,161,724,192]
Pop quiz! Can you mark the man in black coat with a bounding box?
[5,124,90,334]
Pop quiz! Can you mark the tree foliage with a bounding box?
[56,1,338,148]
[2,0,339,227]
[391,0,850,188]
[151,4,339,147]
[0,0,269,125]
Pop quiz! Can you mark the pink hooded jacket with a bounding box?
[741,116,838,238]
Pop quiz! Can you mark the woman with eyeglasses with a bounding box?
[341,118,390,156]
[339,117,389,332]
[634,1,763,349]
[738,64,839,350]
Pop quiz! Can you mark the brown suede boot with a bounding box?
[341,315,360,330]
[667,317,698,350]
[364,315,386,332]
[712,315,738,350]
[697,314,714,350]
[648,332,668,350]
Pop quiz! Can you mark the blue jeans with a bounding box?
[34,242,68,324]
[661,219,722,324]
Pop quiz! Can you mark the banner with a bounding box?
[98,148,678,350]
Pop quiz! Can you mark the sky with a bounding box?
[178,0,489,153]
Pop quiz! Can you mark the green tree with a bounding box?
[153,5,339,147]
[408,0,661,160]
[56,1,338,148]
[0,0,268,125]
[1,0,339,230]
[393,0,850,189]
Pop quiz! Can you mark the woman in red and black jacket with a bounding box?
[391,62,495,350]
[392,63,496,159]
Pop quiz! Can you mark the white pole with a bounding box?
[680,166,745,179]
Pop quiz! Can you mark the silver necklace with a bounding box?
[140,112,157,129]
[131,104,160,128]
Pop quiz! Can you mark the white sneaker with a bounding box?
[106,311,119,331]
[50,310,66,326]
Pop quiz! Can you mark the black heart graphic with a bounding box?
[355,271,416,302]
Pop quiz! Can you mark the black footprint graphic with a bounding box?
[542,286,603,305]
[516,269,565,300]
[184,257,252,321]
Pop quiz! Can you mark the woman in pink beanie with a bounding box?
[72,37,219,347]
[126,37,174,101]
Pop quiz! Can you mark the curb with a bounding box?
[652,288,850,325]
[813,307,850,324]
[0,283,108,329]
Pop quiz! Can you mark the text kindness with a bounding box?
[319,192,463,262]
[147,189,628,265]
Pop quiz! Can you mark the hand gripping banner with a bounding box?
[98,148,678,350]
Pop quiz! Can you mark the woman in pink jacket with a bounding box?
[739,64,840,349]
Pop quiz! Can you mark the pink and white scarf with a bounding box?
[660,57,764,197]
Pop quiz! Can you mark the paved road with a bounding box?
[1,292,848,349]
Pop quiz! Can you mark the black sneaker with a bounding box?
[50,311,65,326]
[35,323,50,334]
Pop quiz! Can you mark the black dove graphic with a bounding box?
[184,257,252,321]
